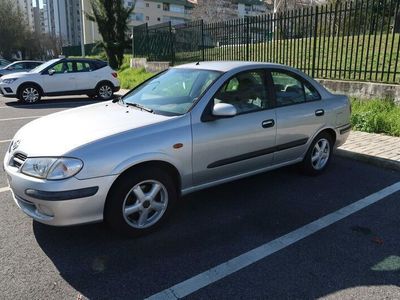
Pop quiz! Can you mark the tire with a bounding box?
[301,132,333,176]
[96,82,114,100]
[104,166,177,237]
[18,84,41,104]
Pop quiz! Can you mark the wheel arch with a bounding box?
[95,80,115,91]
[17,81,44,96]
[107,160,182,201]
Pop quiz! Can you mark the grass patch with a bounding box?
[118,64,153,89]
[174,33,400,84]
[351,98,400,137]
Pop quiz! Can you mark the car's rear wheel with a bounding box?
[105,167,177,237]
[302,132,333,175]
[19,85,41,103]
[96,82,114,100]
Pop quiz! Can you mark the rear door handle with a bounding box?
[262,119,275,128]
[315,109,325,116]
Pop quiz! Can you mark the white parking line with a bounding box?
[146,181,400,300]
[0,116,41,122]
[0,139,11,144]
[0,186,10,193]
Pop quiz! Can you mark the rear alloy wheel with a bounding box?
[96,83,114,100]
[19,85,41,103]
[105,167,177,237]
[302,132,333,175]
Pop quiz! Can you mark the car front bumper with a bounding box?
[4,152,118,226]
[0,83,17,97]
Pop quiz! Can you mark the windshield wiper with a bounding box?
[125,102,154,113]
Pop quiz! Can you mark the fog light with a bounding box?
[37,204,54,217]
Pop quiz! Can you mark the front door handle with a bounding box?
[262,119,275,128]
[315,109,325,116]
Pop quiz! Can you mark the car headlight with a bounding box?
[21,157,83,180]
[2,78,17,84]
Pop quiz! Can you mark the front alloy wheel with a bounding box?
[105,167,177,237]
[20,86,41,103]
[122,180,168,229]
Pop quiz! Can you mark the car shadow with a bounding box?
[32,158,400,299]
[4,97,107,110]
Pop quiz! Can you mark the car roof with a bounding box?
[62,58,106,63]
[173,61,289,72]
[8,60,43,64]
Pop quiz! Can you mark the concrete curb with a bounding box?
[336,149,400,171]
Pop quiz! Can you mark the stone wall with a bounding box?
[317,79,400,104]
[130,58,169,73]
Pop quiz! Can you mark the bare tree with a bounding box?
[190,0,237,23]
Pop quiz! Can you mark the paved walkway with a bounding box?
[338,131,400,170]
[116,89,400,169]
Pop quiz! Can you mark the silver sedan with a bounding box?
[4,61,351,236]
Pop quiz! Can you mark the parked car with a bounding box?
[0,60,43,77]
[0,58,120,103]
[3,61,351,236]
[0,58,12,68]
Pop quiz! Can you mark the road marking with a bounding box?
[146,182,400,300]
[0,116,41,122]
[0,186,10,193]
[0,139,11,144]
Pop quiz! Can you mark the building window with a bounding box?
[157,17,160,21]
[146,16,149,21]
[157,4,161,8]
[163,3,169,11]
[146,2,149,7]
[170,4,184,13]
[131,13,144,21]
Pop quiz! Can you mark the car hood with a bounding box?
[1,71,31,79]
[13,101,174,156]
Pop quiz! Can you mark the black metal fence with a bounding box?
[133,0,400,84]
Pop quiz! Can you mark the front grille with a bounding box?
[12,153,27,168]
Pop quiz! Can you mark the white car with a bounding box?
[0,58,120,103]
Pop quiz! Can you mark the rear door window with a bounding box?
[271,71,320,107]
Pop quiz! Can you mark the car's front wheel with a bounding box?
[96,82,114,100]
[302,132,333,175]
[18,85,41,103]
[105,167,177,237]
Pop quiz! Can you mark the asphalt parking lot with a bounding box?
[0,96,399,300]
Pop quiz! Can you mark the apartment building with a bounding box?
[234,0,271,17]
[82,0,194,44]
[43,0,83,46]
[16,0,35,31]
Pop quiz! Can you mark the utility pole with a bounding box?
[80,0,85,57]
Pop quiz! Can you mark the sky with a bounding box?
[33,0,44,8]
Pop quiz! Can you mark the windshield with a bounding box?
[123,68,221,115]
[29,59,59,73]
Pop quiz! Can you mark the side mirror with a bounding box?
[48,69,55,75]
[212,103,237,118]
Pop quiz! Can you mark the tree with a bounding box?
[190,0,237,23]
[0,0,29,59]
[86,0,134,69]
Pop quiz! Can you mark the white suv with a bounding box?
[0,58,120,103]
